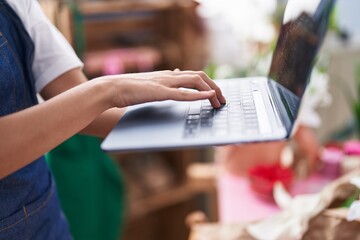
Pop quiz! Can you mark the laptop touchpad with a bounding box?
[118,101,187,126]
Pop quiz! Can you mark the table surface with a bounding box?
[217,172,334,223]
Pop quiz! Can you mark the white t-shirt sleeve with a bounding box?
[7,0,83,92]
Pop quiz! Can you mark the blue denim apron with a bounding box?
[0,1,72,239]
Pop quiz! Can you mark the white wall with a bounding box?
[337,0,360,39]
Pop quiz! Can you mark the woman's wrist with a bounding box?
[90,77,119,110]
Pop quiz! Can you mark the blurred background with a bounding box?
[40,0,360,239]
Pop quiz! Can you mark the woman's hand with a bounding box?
[97,70,226,109]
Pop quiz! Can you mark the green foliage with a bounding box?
[329,6,339,32]
[354,65,360,136]
[203,62,217,79]
[341,189,360,208]
[272,3,286,27]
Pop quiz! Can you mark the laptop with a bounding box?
[101,0,335,152]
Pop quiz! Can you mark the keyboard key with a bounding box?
[187,115,200,120]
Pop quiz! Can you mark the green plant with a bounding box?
[203,62,217,79]
[353,65,360,136]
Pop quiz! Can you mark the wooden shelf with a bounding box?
[129,181,197,219]
[128,162,218,220]
[78,0,193,15]
[77,0,207,72]
[83,46,162,76]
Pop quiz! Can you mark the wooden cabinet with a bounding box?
[113,149,218,240]
[47,0,209,77]
[40,1,216,240]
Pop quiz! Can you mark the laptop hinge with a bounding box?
[267,79,293,137]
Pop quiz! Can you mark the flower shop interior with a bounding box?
[39,0,360,239]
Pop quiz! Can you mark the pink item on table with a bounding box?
[344,140,360,156]
[217,172,280,223]
[290,172,333,195]
[291,147,344,196]
[319,147,344,178]
[217,172,336,223]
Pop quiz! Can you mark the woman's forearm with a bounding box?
[0,79,114,179]
[79,107,126,137]
[40,68,126,138]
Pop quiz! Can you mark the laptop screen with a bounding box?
[268,0,335,97]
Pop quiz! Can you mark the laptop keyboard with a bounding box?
[184,80,260,138]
